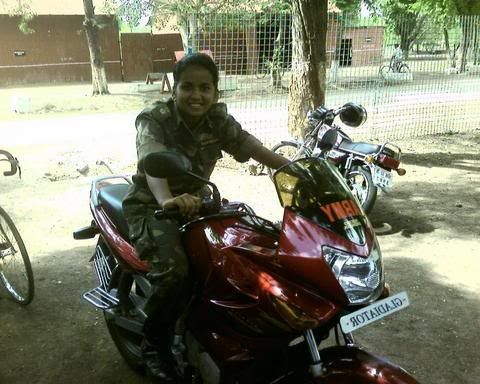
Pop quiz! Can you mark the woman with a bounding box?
[122,52,288,381]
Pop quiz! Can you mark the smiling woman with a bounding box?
[120,51,289,379]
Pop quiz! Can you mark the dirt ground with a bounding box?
[0,84,479,384]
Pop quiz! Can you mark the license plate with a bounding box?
[372,166,393,190]
[340,291,410,334]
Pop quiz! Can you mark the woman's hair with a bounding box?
[173,52,219,90]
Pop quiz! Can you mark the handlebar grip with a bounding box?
[154,206,180,220]
[0,150,18,177]
[153,199,220,220]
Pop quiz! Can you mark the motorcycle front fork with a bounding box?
[304,327,355,378]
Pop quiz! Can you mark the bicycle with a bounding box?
[0,149,34,305]
[379,58,410,79]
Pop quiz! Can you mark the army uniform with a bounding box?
[122,98,262,343]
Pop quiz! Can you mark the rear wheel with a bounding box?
[398,63,410,73]
[0,206,34,305]
[104,268,147,373]
[267,142,302,179]
[345,166,377,214]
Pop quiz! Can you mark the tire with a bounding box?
[379,64,391,79]
[255,61,268,79]
[267,142,302,179]
[398,63,410,73]
[345,166,377,214]
[0,206,34,305]
[104,267,146,374]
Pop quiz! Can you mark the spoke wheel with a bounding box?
[346,166,377,214]
[0,206,34,305]
[255,60,269,79]
[399,64,410,73]
[379,64,391,79]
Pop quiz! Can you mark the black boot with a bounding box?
[142,339,175,382]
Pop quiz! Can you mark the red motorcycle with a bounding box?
[74,132,418,383]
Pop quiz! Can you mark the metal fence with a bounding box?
[186,12,480,145]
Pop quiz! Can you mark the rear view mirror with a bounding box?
[144,151,192,178]
[318,129,338,152]
[339,102,367,127]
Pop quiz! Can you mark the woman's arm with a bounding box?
[251,145,290,170]
[146,175,201,217]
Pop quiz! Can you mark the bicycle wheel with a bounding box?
[379,64,391,79]
[267,142,302,179]
[0,206,34,304]
[398,64,410,73]
[255,60,269,79]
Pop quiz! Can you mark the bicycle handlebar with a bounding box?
[0,149,19,177]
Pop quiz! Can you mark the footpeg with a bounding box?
[83,286,119,309]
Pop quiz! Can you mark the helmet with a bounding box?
[339,102,367,127]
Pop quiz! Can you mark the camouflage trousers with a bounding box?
[125,208,190,343]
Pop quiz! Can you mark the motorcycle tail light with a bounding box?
[323,242,384,305]
[377,154,400,170]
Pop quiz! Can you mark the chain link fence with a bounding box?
[187,12,480,144]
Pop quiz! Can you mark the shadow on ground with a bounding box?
[0,245,154,384]
[356,256,480,384]
[402,152,480,173]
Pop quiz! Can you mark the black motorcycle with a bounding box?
[267,103,406,213]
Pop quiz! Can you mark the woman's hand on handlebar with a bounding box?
[162,193,202,217]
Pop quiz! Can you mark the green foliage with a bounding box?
[332,0,362,14]
[6,0,36,34]
[104,0,285,29]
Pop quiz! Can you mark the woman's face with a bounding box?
[174,65,218,127]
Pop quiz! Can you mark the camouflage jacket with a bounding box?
[122,98,262,215]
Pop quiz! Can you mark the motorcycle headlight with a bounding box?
[323,242,384,305]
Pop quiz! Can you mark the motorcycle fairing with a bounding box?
[90,178,150,273]
[313,345,419,384]
[276,208,375,305]
[183,217,340,335]
[273,158,374,245]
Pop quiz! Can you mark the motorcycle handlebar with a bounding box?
[154,199,220,220]
[0,149,19,177]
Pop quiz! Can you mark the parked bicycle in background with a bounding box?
[0,149,34,305]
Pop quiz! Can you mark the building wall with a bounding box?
[344,26,384,66]
[0,15,122,86]
[152,33,183,73]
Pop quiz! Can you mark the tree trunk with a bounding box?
[288,0,328,138]
[178,16,189,51]
[460,16,472,73]
[83,0,109,95]
[271,17,285,88]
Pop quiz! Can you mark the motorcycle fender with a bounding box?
[312,346,419,384]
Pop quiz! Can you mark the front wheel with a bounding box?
[345,166,377,214]
[267,142,302,179]
[379,64,391,79]
[0,206,34,305]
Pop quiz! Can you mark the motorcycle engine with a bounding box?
[186,332,221,384]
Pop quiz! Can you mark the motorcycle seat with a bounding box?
[97,184,130,241]
[339,140,396,157]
